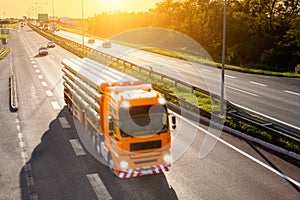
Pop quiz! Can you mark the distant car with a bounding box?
[2,38,8,45]
[102,40,111,48]
[88,38,95,44]
[38,46,48,56]
[47,41,55,48]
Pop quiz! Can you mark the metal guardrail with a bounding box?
[29,23,300,149]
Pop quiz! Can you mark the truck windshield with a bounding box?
[118,104,168,137]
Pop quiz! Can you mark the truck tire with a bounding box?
[108,154,115,175]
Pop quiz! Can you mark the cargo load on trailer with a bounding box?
[61,58,176,178]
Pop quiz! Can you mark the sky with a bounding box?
[1,0,162,19]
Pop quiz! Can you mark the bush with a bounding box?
[295,64,300,74]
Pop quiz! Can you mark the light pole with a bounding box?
[82,0,84,56]
[220,0,227,116]
[52,0,55,29]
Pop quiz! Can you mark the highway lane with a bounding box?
[56,30,300,129]
[0,24,299,199]
[0,37,22,199]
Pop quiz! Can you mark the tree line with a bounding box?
[84,0,300,72]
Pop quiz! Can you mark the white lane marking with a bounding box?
[30,58,34,61]
[249,81,267,87]
[58,117,71,128]
[35,69,40,73]
[226,85,258,97]
[86,174,112,200]
[169,60,176,63]
[51,101,60,110]
[33,65,38,68]
[37,75,43,80]
[158,57,164,60]
[231,102,300,131]
[184,63,192,67]
[172,111,300,188]
[45,90,53,97]
[41,81,48,87]
[201,69,212,73]
[31,61,35,64]
[225,75,236,79]
[69,139,86,156]
[284,90,300,97]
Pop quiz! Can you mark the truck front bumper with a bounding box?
[114,164,171,178]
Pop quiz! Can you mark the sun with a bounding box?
[103,0,123,7]
[108,0,122,5]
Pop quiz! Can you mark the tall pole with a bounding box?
[52,0,54,22]
[82,0,84,56]
[220,0,227,116]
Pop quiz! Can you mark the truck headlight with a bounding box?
[120,161,129,170]
[163,154,172,163]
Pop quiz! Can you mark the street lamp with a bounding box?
[82,0,84,56]
[220,0,227,116]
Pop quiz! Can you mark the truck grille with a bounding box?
[130,140,161,152]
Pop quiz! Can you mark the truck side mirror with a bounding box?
[171,115,176,130]
[108,115,114,136]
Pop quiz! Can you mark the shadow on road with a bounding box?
[20,107,178,200]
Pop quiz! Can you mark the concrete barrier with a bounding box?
[9,75,19,112]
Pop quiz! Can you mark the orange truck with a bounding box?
[61,58,176,178]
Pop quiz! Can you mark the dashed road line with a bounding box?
[183,63,192,67]
[69,139,86,156]
[37,75,43,80]
[58,117,71,128]
[33,65,38,68]
[35,69,40,73]
[249,81,267,87]
[45,90,53,97]
[226,85,258,97]
[51,101,60,110]
[201,69,212,73]
[41,81,48,87]
[225,75,236,79]
[86,174,112,200]
[284,90,300,97]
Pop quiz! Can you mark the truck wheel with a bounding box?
[108,154,115,175]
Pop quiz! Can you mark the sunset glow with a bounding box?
[1,0,161,18]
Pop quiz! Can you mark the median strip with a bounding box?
[9,75,19,112]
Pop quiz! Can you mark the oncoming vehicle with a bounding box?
[102,40,112,48]
[88,38,95,44]
[38,46,48,56]
[47,41,56,48]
